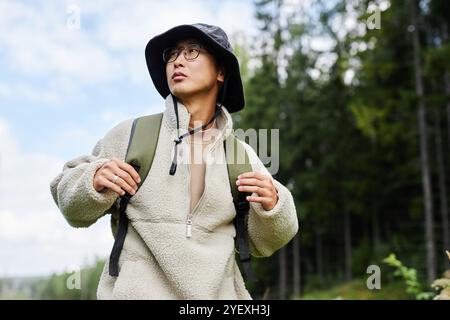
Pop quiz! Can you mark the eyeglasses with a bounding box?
[163,43,207,63]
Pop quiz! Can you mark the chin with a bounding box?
[171,84,196,98]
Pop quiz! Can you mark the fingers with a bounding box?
[96,159,141,196]
[238,171,271,182]
[237,185,269,197]
[246,195,277,211]
[99,175,127,196]
[236,172,272,188]
[237,178,267,188]
[112,157,141,185]
[107,170,137,195]
[109,160,139,191]
[246,195,267,203]
[236,171,277,209]
[246,195,271,207]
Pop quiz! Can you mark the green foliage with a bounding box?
[241,0,450,299]
[383,254,434,300]
[37,258,105,299]
[298,278,411,300]
[0,258,106,300]
[349,104,387,142]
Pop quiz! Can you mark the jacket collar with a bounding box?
[163,94,234,149]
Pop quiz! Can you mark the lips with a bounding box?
[172,71,187,79]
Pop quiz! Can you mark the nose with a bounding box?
[173,51,186,67]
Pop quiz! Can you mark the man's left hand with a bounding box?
[236,171,279,211]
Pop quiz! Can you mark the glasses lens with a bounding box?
[163,47,177,63]
[185,44,201,60]
[164,44,204,63]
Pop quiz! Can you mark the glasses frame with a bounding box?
[162,43,208,64]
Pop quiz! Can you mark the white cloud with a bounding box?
[63,127,93,142]
[0,82,63,105]
[0,1,121,84]
[0,0,257,87]
[0,83,11,97]
[99,103,163,125]
[0,118,113,277]
[90,0,256,49]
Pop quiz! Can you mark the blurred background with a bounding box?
[0,0,449,300]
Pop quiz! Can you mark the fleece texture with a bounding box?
[50,95,299,300]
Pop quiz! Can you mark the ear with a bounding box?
[217,66,225,85]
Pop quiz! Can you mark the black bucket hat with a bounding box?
[145,23,245,113]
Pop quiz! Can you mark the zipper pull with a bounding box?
[186,218,192,238]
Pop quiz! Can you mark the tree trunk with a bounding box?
[370,141,381,252]
[344,211,352,281]
[324,243,329,280]
[316,230,324,283]
[278,246,287,299]
[410,0,436,283]
[293,234,301,297]
[372,205,381,252]
[435,99,450,270]
[443,24,450,269]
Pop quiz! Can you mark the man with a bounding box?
[50,23,298,299]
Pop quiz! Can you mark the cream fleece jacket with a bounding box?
[49,95,299,300]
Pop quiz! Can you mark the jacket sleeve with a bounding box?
[239,141,299,258]
[49,119,133,228]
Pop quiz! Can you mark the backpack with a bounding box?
[108,112,257,285]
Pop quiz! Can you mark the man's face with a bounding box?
[165,38,224,100]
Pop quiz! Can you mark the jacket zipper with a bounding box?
[185,141,192,238]
[185,140,210,238]
[186,165,209,238]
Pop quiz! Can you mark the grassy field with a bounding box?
[294,279,412,300]
[1,274,414,300]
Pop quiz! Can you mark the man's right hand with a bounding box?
[93,157,141,196]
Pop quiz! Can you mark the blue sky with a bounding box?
[0,0,258,277]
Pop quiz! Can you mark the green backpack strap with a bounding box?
[224,134,257,283]
[125,113,164,183]
[109,113,163,277]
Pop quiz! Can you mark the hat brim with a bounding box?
[145,25,245,113]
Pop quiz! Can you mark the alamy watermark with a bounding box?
[366,5,381,30]
[66,265,81,290]
[66,4,81,30]
[172,121,280,175]
[366,264,381,290]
